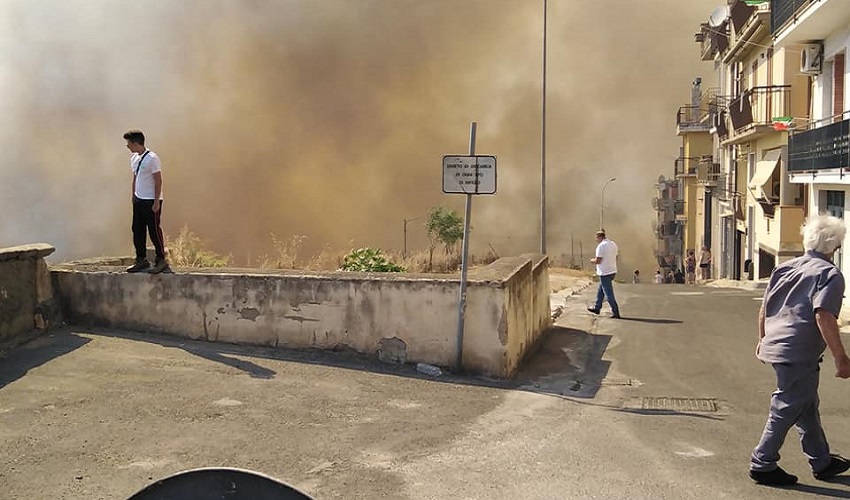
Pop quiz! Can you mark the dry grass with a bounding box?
[167,227,502,273]
[166,225,231,268]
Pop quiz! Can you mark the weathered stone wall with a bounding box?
[52,256,551,377]
[0,244,59,348]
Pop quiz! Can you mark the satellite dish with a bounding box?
[708,5,729,28]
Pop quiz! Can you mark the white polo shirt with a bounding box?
[130,150,163,200]
[595,239,618,276]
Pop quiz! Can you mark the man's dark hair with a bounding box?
[123,130,145,145]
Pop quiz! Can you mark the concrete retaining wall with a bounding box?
[52,256,551,377]
[0,244,60,348]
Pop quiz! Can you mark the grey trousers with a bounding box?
[751,360,832,472]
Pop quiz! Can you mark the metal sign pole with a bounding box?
[455,121,476,372]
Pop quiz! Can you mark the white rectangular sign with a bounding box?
[442,155,497,195]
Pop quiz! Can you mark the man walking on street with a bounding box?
[750,214,850,486]
[588,230,620,319]
[124,130,169,274]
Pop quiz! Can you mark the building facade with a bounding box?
[776,0,850,278]
[661,0,832,281]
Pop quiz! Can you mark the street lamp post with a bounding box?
[600,177,616,231]
[540,0,548,255]
[403,217,418,260]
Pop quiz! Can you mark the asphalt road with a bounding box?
[2,282,850,499]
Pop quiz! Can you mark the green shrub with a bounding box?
[340,248,406,273]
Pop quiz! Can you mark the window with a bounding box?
[826,190,845,268]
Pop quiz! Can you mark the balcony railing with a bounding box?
[675,156,699,177]
[771,0,813,35]
[677,106,707,128]
[727,85,791,132]
[788,116,850,172]
[676,88,721,133]
[652,197,674,211]
[697,161,722,185]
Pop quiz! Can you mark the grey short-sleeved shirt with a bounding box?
[758,251,845,364]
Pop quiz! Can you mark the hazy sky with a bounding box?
[0,0,720,271]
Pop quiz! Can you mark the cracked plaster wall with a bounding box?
[51,256,550,377]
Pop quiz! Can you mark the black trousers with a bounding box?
[132,197,166,263]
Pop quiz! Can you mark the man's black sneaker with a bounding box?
[612,314,622,319]
[126,260,151,273]
[148,260,170,275]
[586,307,600,315]
[814,455,850,480]
[749,467,798,486]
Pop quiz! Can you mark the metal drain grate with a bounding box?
[640,397,718,413]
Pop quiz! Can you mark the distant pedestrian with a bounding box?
[749,214,850,486]
[685,250,696,285]
[587,230,620,319]
[654,269,663,284]
[124,130,170,274]
[632,270,640,284]
[699,246,712,281]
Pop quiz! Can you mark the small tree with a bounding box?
[425,206,464,271]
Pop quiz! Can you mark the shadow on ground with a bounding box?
[1,323,611,400]
[0,330,91,390]
[511,325,612,398]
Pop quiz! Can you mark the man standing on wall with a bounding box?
[749,214,850,486]
[124,130,170,274]
[588,230,620,319]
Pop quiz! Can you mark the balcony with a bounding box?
[788,115,850,172]
[655,221,681,238]
[772,0,850,44]
[677,106,712,134]
[652,197,674,211]
[676,88,720,135]
[697,160,722,186]
[723,85,791,143]
[696,19,730,61]
[675,156,699,177]
[724,0,771,63]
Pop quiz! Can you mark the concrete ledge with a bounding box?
[0,243,60,349]
[51,256,551,378]
[0,243,55,262]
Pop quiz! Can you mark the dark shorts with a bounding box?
[699,263,709,269]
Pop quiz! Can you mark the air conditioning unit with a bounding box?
[800,43,824,74]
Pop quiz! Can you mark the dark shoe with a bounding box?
[126,260,151,273]
[586,307,600,315]
[148,260,170,275]
[814,455,850,480]
[612,314,622,319]
[749,467,798,486]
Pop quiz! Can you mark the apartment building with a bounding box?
[666,79,716,276]
[672,0,812,280]
[773,0,850,277]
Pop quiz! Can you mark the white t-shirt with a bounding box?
[130,150,163,200]
[595,239,618,276]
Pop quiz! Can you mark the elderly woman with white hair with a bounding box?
[749,214,850,486]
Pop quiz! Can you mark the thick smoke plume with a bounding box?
[0,0,718,273]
